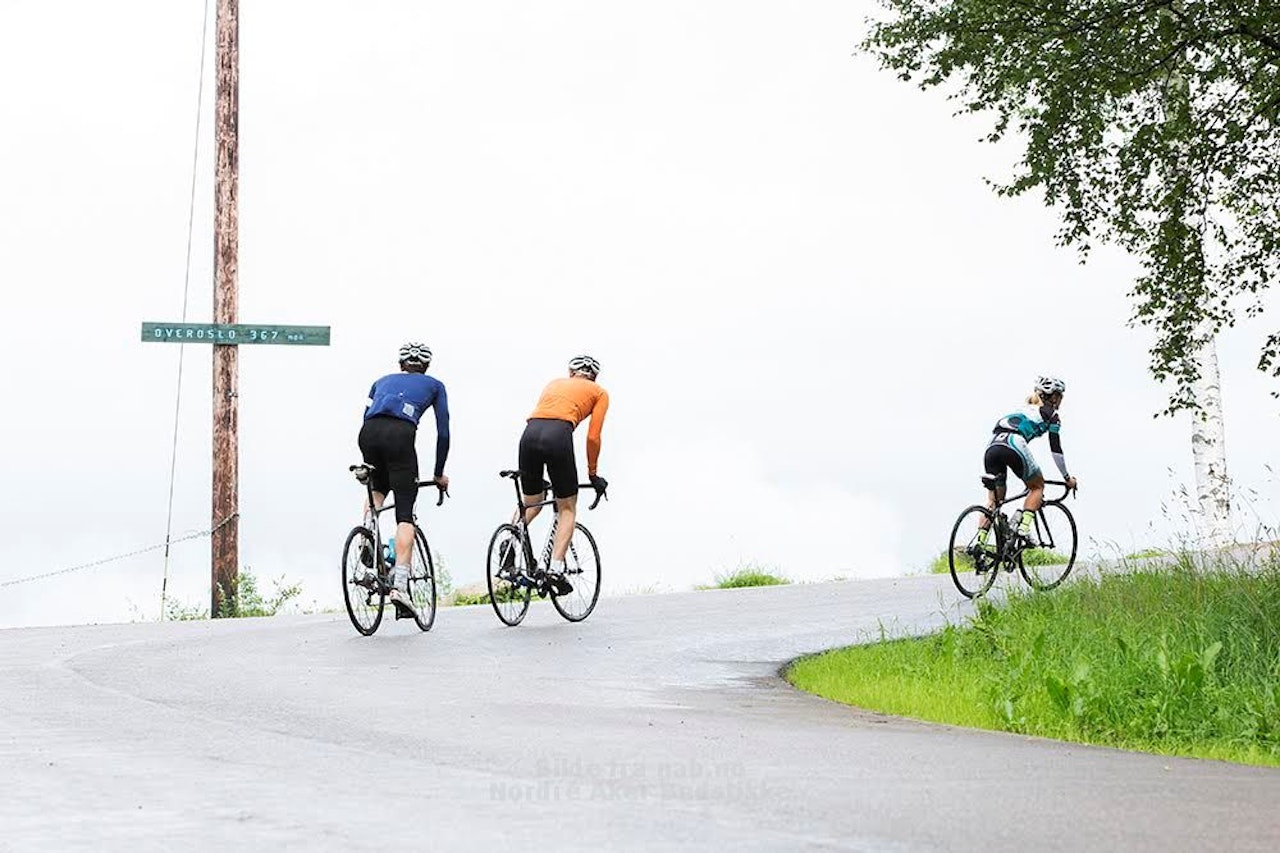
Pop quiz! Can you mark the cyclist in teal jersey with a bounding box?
[978,376,1079,549]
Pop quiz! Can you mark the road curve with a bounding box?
[2,576,1277,852]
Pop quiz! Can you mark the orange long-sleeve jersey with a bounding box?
[528,376,610,475]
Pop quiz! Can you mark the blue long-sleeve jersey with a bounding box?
[364,372,451,476]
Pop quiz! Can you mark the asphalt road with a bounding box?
[2,576,1277,851]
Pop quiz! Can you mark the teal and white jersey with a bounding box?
[990,403,1070,479]
[993,404,1061,442]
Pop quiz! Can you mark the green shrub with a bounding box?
[706,566,790,589]
[927,551,953,574]
[1020,547,1070,566]
[451,589,492,606]
[215,566,302,618]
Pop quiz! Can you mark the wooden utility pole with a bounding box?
[212,0,240,615]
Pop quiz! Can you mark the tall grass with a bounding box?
[790,553,1280,766]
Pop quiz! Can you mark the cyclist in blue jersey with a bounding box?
[357,342,451,611]
[977,376,1079,549]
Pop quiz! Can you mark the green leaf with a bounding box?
[1201,641,1224,673]
[860,1,1280,408]
[1045,674,1071,713]
[1071,660,1092,686]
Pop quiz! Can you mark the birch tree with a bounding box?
[862,1,1280,542]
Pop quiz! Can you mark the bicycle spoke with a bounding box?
[406,528,437,631]
[1019,503,1078,591]
[487,524,532,626]
[551,524,601,622]
[948,506,1001,599]
[342,527,385,636]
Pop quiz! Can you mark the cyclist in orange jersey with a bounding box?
[516,354,609,591]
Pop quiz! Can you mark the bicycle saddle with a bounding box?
[980,474,1000,490]
[350,464,376,483]
[499,470,520,480]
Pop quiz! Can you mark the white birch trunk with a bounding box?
[1190,333,1232,546]
[1165,1,1232,547]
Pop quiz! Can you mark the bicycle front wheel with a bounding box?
[342,526,385,636]
[1019,502,1078,591]
[486,524,532,626]
[551,523,601,623]
[948,506,1001,599]
[405,526,437,631]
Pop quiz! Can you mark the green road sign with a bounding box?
[141,322,330,346]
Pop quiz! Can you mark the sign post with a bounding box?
[145,0,332,617]
[141,323,331,346]
[142,321,331,615]
[213,0,240,617]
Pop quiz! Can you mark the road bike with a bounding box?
[484,470,605,627]
[947,478,1078,599]
[341,463,447,636]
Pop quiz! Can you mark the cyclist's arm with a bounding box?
[1048,421,1069,479]
[431,383,451,478]
[585,389,610,476]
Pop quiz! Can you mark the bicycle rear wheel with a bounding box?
[342,526,385,635]
[404,526,437,631]
[948,506,1002,599]
[551,523,601,622]
[1019,502,1078,591]
[486,524,532,626]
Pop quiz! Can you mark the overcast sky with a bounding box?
[1,0,1276,629]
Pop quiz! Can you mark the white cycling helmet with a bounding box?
[1035,375,1067,396]
[399,342,432,368]
[568,354,601,378]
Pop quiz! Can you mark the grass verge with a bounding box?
[701,566,790,589]
[789,554,1280,767]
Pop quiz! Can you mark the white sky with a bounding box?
[1,1,1276,628]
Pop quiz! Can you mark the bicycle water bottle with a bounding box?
[384,538,396,568]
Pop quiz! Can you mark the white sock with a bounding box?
[392,564,410,590]
[550,558,566,574]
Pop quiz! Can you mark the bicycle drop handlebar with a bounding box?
[582,483,608,511]
[416,479,449,506]
[1001,479,1077,507]
[497,470,608,510]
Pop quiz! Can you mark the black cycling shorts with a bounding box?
[358,415,418,524]
[518,418,578,499]
[984,439,1031,488]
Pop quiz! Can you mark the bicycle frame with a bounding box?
[499,470,605,574]
[991,479,1074,551]
[350,464,445,555]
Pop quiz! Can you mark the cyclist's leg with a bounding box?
[981,443,1010,523]
[977,443,1012,548]
[1008,436,1044,537]
[517,421,550,526]
[550,494,578,562]
[542,421,580,564]
[377,422,419,570]
[1023,475,1046,513]
[357,419,392,515]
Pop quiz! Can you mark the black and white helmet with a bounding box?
[1035,375,1066,396]
[568,354,601,378]
[399,342,432,368]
